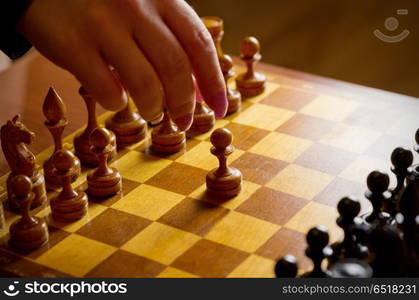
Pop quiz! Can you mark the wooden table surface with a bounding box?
[0,51,417,176]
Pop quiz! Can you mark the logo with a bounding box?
[3,281,20,297]
[374,9,410,43]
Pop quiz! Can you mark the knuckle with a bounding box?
[190,28,214,54]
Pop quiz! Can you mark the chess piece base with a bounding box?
[44,157,81,192]
[227,90,242,115]
[74,131,117,166]
[206,167,242,199]
[50,192,88,222]
[236,73,266,98]
[9,218,49,250]
[87,168,122,197]
[105,113,147,148]
[151,130,186,154]
[7,172,47,211]
[186,111,215,138]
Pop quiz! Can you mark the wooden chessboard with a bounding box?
[0,63,418,278]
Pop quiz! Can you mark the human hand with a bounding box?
[18,0,227,130]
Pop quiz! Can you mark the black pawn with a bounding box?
[389,147,413,216]
[346,222,372,260]
[329,196,361,264]
[303,225,332,278]
[275,255,298,278]
[365,170,391,224]
[415,128,419,154]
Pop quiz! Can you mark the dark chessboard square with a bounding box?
[0,248,70,277]
[365,134,412,161]
[146,162,207,195]
[344,105,400,132]
[236,187,309,225]
[158,198,229,236]
[313,177,369,212]
[172,239,249,278]
[230,152,288,185]
[256,227,311,270]
[276,114,335,141]
[223,122,270,151]
[261,86,316,111]
[86,249,165,277]
[294,143,357,175]
[76,208,151,247]
[83,177,141,207]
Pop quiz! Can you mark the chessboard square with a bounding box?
[175,141,244,171]
[193,120,230,141]
[236,187,309,225]
[146,162,207,195]
[339,155,392,185]
[76,208,151,247]
[230,152,288,185]
[111,184,184,221]
[172,239,249,278]
[232,103,295,131]
[276,114,335,141]
[247,81,280,103]
[314,177,371,214]
[227,255,275,278]
[158,198,229,236]
[205,211,280,253]
[249,132,313,163]
[300,94,359,121]
[386,114,418,140]
[157,267,198,278]
[256,228,311,271]
[189,180,261,210]
[365,134,412,161]
[121,222,200,265]
[86,250,165,278]
[112,150,172,183]
[320,124,381,154]
[266,164,334,200]
[284,202,342,242]
[39,202,107,233]
[224,122,270,151]
[344,104,400,132]
[295,143,357,175]
[36,234,116,277]
[261,86,316,111]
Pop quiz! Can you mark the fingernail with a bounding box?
[175,113,193,131]
[212,90,228,119]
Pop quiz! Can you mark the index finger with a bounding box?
[159,0,228,118]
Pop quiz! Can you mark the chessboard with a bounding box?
[0,54,418,278]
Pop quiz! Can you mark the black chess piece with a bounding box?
[275,255,298,278]
[369,223,407,277]
[303,225,332,278]
[389,147,413,216]
[329,196,361,265]
[364,170,392,225]
[328,258,372,278]
[415,128,419,154]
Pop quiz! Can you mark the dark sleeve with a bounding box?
[0,0,33,60]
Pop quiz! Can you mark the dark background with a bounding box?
[188,0,419,98]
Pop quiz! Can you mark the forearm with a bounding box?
[0,0,32,59]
